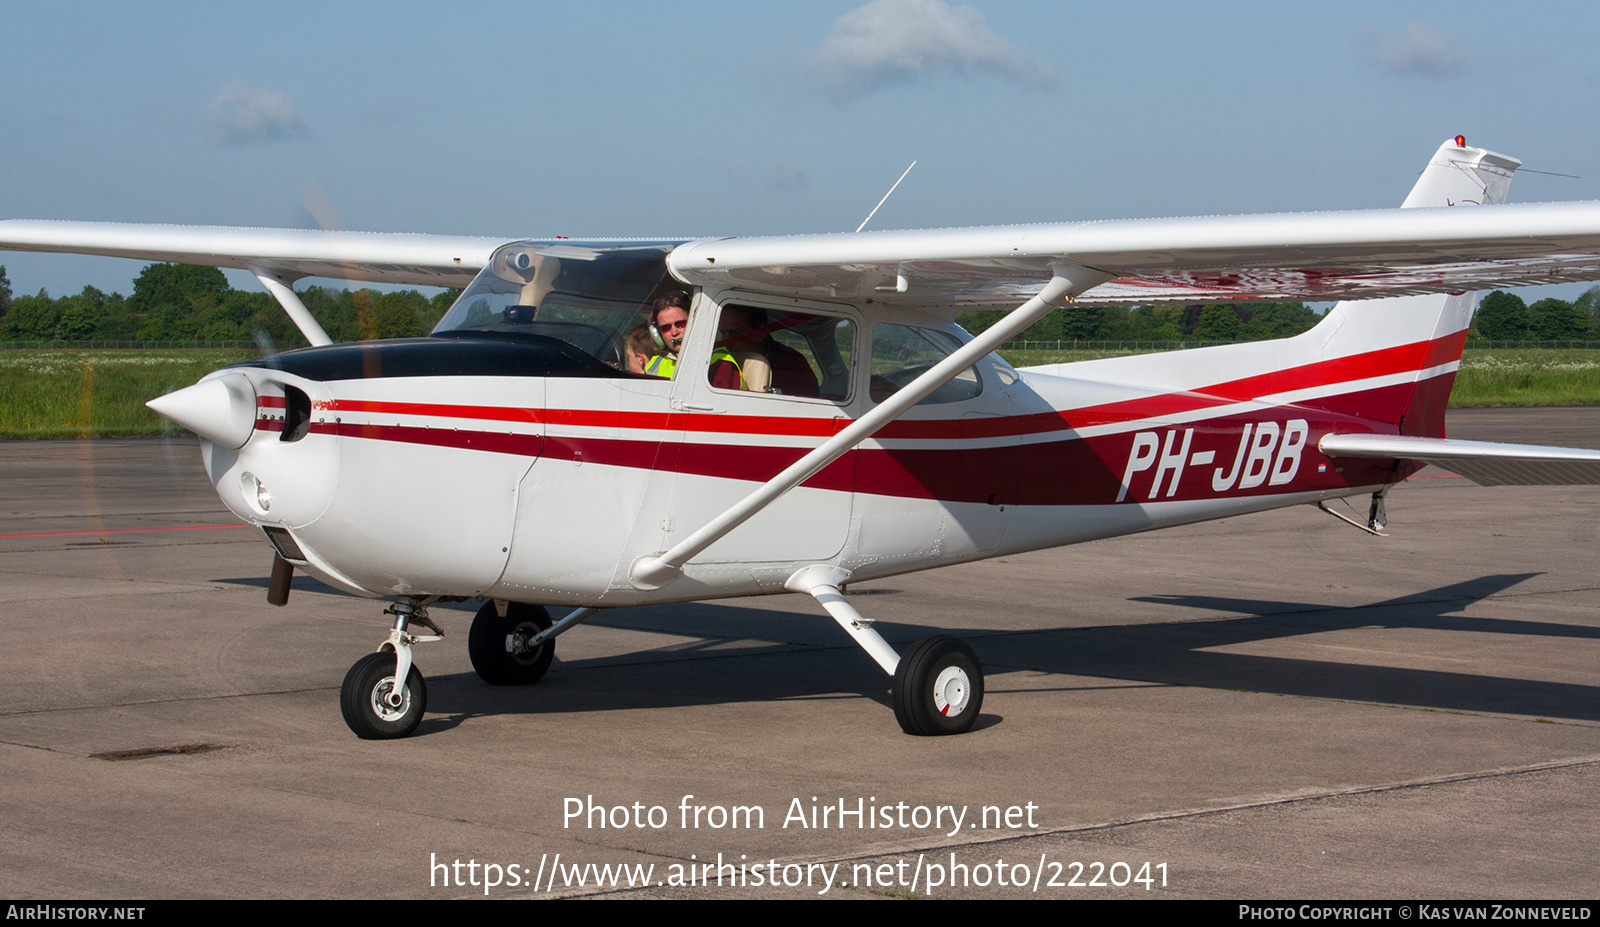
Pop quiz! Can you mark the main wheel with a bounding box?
[468,600,555,686]
[340,651,427,739]
[892,635,984,736]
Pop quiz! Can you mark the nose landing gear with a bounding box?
[339,596,443,739]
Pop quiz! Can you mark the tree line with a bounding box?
[1,263,1598,345]
[959,287,1600,344]
[1472,290,1599,341]
[0,263,458,345]
[956,301,1327,343]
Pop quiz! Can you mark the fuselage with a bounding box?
[197,296,1413,607]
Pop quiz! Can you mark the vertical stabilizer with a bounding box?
[1018,140,1526,441]
[1401,138,1521,208]
[1310,138,1520,436]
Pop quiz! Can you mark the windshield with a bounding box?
[433,241,682,368]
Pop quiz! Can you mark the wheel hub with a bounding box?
[504,624,544,665]
[933,666,970,717]
[370,677,409,720]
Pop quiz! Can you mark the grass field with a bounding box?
[1448,349,1600,407]
[0,347,1593,438]
[0,349,254,438]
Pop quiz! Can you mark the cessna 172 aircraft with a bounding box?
[6,137,1600,739]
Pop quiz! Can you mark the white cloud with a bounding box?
[724,159,813,194]
[203,82,310,144]
[766,159,811,192]
[815,0,1056,98]
[1361,22,1469,78]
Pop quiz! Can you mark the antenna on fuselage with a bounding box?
[854,161,916,233]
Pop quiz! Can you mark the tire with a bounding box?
[468,600,555,686]
[340,651,427,739]
[892,635,983,736]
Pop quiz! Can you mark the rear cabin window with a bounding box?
[869,323,982,405]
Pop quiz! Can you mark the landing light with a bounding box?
[242,472,271,513]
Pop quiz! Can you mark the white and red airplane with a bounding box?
[6,137,1600,739]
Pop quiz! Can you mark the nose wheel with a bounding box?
[339,595,441,739]
[340,652,427,739]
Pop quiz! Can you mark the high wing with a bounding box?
[0,219,511,344]
[7,143,1600,312]
[24,206,1600,305]
[0,219,503,288]
[669,200,1600,311]
[667,142,1600,309]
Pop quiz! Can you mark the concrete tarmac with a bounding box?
[1,409,1597,899]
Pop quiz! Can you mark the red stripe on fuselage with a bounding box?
[277,379,1426,506]
[318,399,841,436]
[252,332,1460,505]
[303,330,1462,443]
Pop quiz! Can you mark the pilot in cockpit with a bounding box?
[642,292,690,377]
[644,291,742,389]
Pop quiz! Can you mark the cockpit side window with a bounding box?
[869,323,982,405]
[709,305,853,401]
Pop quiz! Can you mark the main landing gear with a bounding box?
[892,635,983,736]
[786,565,984,736]
[467,600,555,686]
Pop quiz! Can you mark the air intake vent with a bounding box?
[281,386,312,442]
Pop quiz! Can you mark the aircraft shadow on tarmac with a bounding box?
[1030,572,1600,723]
[225,571,1600,734]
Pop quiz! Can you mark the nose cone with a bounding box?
[148,373,258,448]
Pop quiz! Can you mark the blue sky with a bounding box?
[5,0,1600,304]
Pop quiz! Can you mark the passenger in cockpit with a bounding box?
[719,306,820,397]
[624,326,656,376]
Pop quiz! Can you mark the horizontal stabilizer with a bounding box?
[1319,433,1600,486]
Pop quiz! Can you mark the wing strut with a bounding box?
[250,266,333,347]
[628,265,1113,589]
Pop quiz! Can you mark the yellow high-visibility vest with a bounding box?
[644,350,746,388]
